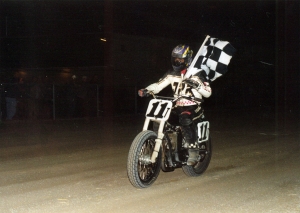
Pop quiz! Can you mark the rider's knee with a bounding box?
[179,112,193,126]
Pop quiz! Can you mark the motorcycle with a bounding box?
[127,93,212,188]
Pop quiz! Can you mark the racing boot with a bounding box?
[187,149,199,166]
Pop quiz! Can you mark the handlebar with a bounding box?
[148,92,203,103]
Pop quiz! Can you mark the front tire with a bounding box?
[182,136,212,176]
[127,130,161,188]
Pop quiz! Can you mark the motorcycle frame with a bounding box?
[142,95,210,164]
[142,98,173,163]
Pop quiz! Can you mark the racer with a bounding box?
[138,44,212,166]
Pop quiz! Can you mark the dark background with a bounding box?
[1,1,278,68]
[0,0,299,116]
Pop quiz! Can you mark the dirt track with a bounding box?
[0,110,299,213]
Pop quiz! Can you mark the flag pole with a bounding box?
[185,35,210,78]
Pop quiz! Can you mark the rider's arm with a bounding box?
[145,75,171,94]
[195,81,212,98]
[189,75,212,98]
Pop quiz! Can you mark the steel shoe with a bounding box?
[187,149,199,166]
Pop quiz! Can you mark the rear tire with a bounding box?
[182,136,212,176]
[127,130,161,188]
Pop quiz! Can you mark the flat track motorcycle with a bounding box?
[127,94,212,188]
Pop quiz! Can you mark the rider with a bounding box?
[138,44,212,166]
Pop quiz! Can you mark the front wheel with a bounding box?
[127,130,161,188]
[182,136,212,176]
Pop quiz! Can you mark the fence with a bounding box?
[0,82,141,121]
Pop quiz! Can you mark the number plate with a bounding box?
[197,121,209,143]
[146,99,172,121]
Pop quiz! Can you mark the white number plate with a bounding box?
[145,99,172,121]
[197,121,209,143]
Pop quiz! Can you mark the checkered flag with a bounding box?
[186,36,236,81]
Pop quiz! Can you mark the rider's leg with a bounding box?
[179,111,198,166]
[179,111,196,146]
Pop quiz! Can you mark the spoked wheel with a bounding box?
[127,130,161,188]
[182,136,212,176]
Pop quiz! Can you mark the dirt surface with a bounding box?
[0,109,299,213]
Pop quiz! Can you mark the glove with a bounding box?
[138,89,149,97]
[182,78,200,89]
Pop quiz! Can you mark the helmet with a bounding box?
[171,44,193,72]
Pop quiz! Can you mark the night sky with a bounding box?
[0,1,299,112]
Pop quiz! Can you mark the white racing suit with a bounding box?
[145,69,212,148]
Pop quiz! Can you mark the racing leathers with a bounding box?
[144,68,212,149]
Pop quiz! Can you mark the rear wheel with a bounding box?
[182,136,212,176]
[127,130,161,188]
